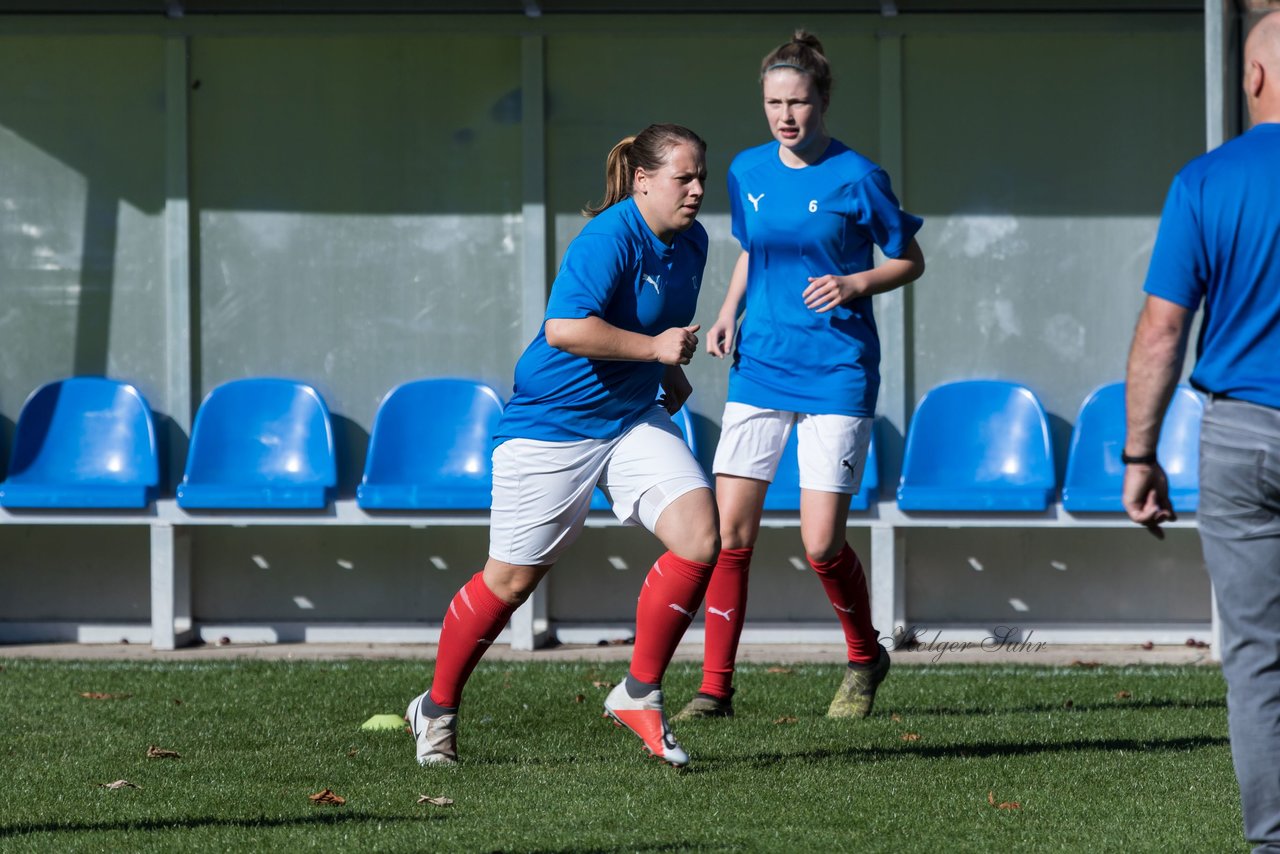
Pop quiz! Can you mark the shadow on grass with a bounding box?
[0,810,445,840]
[710,733,1230,769]
[895,696,1227,717]
[500,844,727,854]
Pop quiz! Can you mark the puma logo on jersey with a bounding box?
[708,606,736,622]
[747,192,765,212]
[668,603,694,619]
[833,603,856,614]
[643,273,662,293]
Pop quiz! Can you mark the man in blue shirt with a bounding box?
[1124,12,1280,851]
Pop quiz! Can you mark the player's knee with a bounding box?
[695,529,722,565]
[675,526,720,566]
[493,575,539,605]
[482,563,546,605]
[803,538,842,564]
[720,520,759,550]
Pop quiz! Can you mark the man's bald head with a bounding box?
[1244,11,1280,124]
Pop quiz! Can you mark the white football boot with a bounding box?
[603,681,689,767]
[406,691,458,766]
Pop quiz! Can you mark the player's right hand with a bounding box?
[653,325,700,365]
[706,316,736,358]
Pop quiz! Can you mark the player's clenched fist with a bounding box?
[653,324,701,365]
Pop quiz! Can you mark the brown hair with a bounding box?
[759,29,832,102]
[583,123,707,217]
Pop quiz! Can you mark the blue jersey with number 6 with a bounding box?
[727,139,922,416]
[496,197,708,444]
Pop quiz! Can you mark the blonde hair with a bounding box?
[583,123,707,217]
[760,29,833,102]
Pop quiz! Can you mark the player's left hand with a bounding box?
[803,274,862,313]
[660,367,693,415]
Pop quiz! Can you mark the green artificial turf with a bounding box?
[0,658,1242,852]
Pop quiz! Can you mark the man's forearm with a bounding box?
[1124,296,1192,456]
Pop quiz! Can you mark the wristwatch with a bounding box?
[1120,451,1159,465]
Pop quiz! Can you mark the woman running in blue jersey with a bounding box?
[677,32,925,722]
[406,124,719,768]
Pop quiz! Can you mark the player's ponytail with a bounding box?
[760,28,833,102]
[583,123,707,217]
[584,136,637,216]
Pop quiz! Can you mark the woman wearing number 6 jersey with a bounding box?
[406,123,719,768]
[676,32,925,722]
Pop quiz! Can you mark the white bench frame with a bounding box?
[0,499,1217,659]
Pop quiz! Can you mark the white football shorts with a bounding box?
[488,405,711,566]
[712,402,872,495]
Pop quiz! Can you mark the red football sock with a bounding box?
[697,547,753,700]
[809,543,880,664]
[630,551,715,685]
[429,571,517,708]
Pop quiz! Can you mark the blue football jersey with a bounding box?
[726,139,922,416]
[496,197,708,443]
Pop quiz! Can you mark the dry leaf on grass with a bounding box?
[417,795,454,807]
[772,716,797,725]
[97,780,141,789]
[765,667,794,675]
[890,713,903,722]
[987,790,1021,810]
[574,694,586,704]
[591,681,613,689]
[1115,691,1132,700]
[901,732,921,742]
[146,746,180,759]
[80,692,131,700]
[1063,699,1074,709]
[308,788,346,806]
[346,748,359,758]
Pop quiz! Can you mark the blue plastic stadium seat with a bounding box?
[1062,382,1203,513]
[897,380,1056,512]
[591,405,699,511]
[177,378,336,509]
[357,378,503,510]
[0,377,159,508]
[762,428,880,512]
